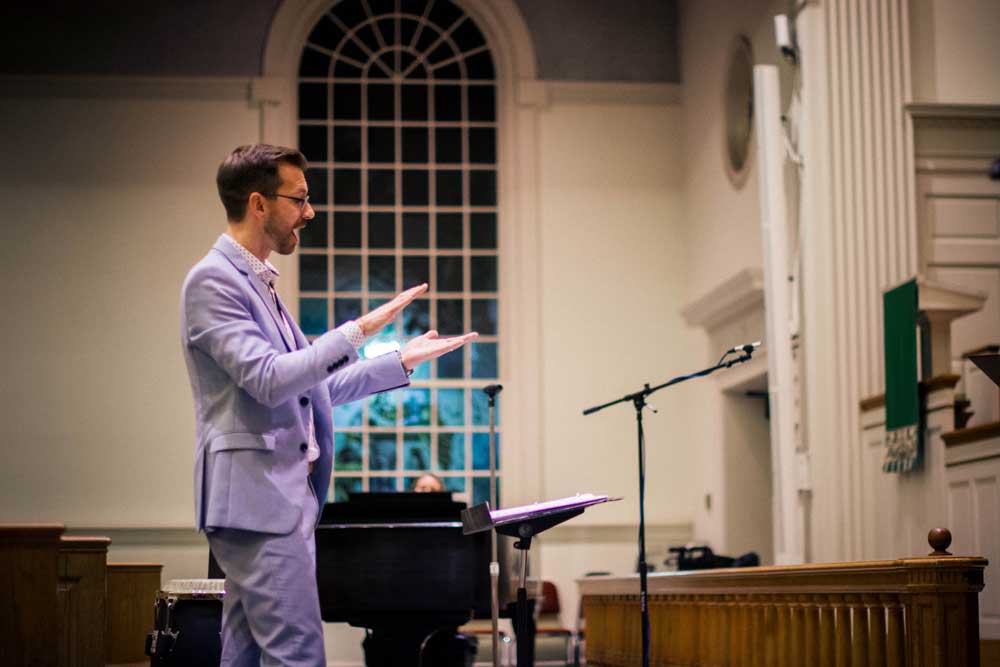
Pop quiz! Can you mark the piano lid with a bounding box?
[319,491,468,524]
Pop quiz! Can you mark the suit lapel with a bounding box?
[212,235,294,352]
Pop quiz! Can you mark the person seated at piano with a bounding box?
[409,472,445,493]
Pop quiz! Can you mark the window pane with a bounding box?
[334,212,362,248]
[404,433,431,470]
[334,401,363,428]
[470,256,497,292]
[436,213,463,248]
[403,388,430,426]
[469,212,496,249]
[436,256,463,292]
[434,85,462,121]
[334,298,361,323]
[334,126,362,163]
[368,126,395,163]
[471,342,497,378]
[369,433,397,470]
[402,170,429,205]
[402,298,430,336]
[437,299,464,335]
[368,392,396,427]
[403,256,429,286]
[299,254,327,291]
[470,299,497,334]
[334,476,362,502]
[472,390,499,426]
[468,86,495,122]
[300,298,328,336]
[367,85,395,121]
[472,477,495,506]
[334,432,362,471]
[368,256,395,292]
[438,433,465,470]
[437,349,463,378]
[368,212,395,248]
[436,170,463,206]
[300,211,328,248]
[401,85,428,120]
[299,125,328,161]
[333,83,362,120]
[466,51,495,80]
[300,47,331,78]
[437,388,465,426]
[306,168,328,205]
[435,127,462,164]
[402,127,428,163]
[444,477,466,492]
[368,169,395,206]
[299,83,327,119]
[370,476,398,492]
[403,212,429,248]
[469,127,495,163]
[472,433,499,470]
[334,169,361,204]
[470,170,496,206]
[334,255,362,291]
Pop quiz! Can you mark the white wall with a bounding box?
[0,82,260,530]
[677,0,792,560]
[910,0,1000,105]
[531,86,700,630]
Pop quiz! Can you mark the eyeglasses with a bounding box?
[264,193,310,211]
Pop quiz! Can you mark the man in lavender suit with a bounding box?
[180,144,476,666]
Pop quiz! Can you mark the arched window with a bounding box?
[295,0,499,505]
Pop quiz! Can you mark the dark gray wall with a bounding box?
[0,0,679,82]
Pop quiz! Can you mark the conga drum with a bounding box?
[145,579,224,666]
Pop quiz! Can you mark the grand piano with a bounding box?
[316,491,513,666]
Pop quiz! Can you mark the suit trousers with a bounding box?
[207,480,324,667]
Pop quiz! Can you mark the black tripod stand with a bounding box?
[582,342,760,667]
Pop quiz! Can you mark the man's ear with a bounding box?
[248,192,267,217]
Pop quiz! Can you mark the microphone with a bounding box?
[483,384,503,398]
[726,341,762,355]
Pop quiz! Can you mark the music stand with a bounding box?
[462,494,616,667]
[970,353,1000,387]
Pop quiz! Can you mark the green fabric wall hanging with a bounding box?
[883,279,920,472]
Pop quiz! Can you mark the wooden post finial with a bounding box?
[928,527,952,556]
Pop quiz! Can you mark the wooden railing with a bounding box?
[579,529,987,667]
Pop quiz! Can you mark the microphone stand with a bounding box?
[582,347,757,667]
[483,384,503,667]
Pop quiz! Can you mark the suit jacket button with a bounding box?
[326,364,335,372]
[300,396,309,406]
[300,443,308,453]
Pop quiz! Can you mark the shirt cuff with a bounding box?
[337,320,365,350]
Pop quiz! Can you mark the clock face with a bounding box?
[724,35,754,185]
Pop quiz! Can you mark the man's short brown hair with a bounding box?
[216,144,308,221]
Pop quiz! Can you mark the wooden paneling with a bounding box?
[580,544,987,666]
[58,536,110,667]
[105,562,161,665]
[0,524,64,667]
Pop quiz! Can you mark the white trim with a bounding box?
[680,267,765,330]
[0,74,251,100]
[261,0,543,505]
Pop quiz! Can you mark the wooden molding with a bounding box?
[859,374,961,412]
[943,421,1000,448]
[906,103,1000,120]
[0,523,65,543]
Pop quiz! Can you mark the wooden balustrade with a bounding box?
[580,529,986,667]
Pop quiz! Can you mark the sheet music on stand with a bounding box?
[462,493,617,667]
[461,493,615,535]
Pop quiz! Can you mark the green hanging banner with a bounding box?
[883,279,921,472]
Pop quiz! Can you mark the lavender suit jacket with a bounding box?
[180,235,408,534]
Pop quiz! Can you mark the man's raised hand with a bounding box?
[356,283,428,337]
[400,330,478,372]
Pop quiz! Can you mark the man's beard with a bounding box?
[264,213,297,255]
